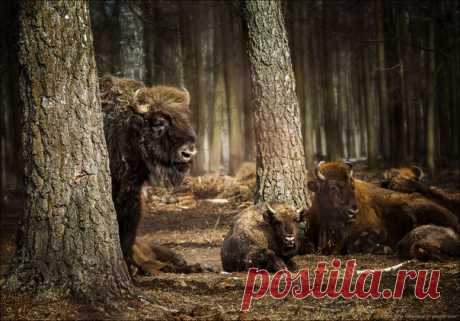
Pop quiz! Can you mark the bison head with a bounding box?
[307,161,359,252]
[130,86,197,187]
[263,203,307,257]
[381,166,424,193]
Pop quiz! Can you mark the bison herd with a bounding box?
[101,76,459,275]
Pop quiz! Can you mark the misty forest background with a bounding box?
[1,0,459,195]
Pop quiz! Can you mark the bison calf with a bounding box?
[221,203,306,272]
[397,225,459,261]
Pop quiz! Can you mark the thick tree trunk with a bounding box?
[243,0,311,208]
[5,0,131,299]
[118,0,145,81]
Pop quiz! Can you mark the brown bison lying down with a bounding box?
[306,162,459,260]
[397,225,459,261]
[221,203,307,272]
[133,235,213,275]
[382,166,460,218]
[306,161,359,253]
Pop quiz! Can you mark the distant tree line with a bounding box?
[89,0,460,175]
[1,0,459,193]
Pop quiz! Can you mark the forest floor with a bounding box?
[1,163,459,320]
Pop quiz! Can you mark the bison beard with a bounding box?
[100,75,197,267]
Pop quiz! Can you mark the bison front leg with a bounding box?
[115,188,142,267]
[245,248,288,272]
[284,258,298,272]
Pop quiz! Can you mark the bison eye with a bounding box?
[331,185,339,193]
[151,116,169,138]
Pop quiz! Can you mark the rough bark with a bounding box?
[243,0,311,208]
[4,0,132,299]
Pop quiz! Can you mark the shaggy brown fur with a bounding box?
[397,225,459,261]
[132,235,213,274]
[221,203,306,272]
[382,166,460,218]
[306,162,459,257]
[100,75,197,266]
[306,162,359,254]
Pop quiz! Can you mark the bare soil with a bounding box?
[1,166,459,320]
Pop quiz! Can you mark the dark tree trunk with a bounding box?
[427,13,437,176]
[4,0,131,299]
[118,0,145,81]
[243,0,311,208]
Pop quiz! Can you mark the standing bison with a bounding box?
[221,203,306,272]
[100,76,197,266]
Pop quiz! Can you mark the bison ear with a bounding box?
[307,180,319,192]
[296,208,307,222]
[263,210,274,224]
[263,203,276,224]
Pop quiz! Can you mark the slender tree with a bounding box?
[118,0,145,81]
[4,0,131,299]
[376,0,390,160]
[223,7,244,175]
[243,0,311,208]
[210,4,224,173]
[427,11,438,176]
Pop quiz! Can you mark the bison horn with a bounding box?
[133,88,149,114]
[344,160,354,178]
[181,86,191,106]
[410,165,424,180]
[315,161,326,181]
[266,203,277,215]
